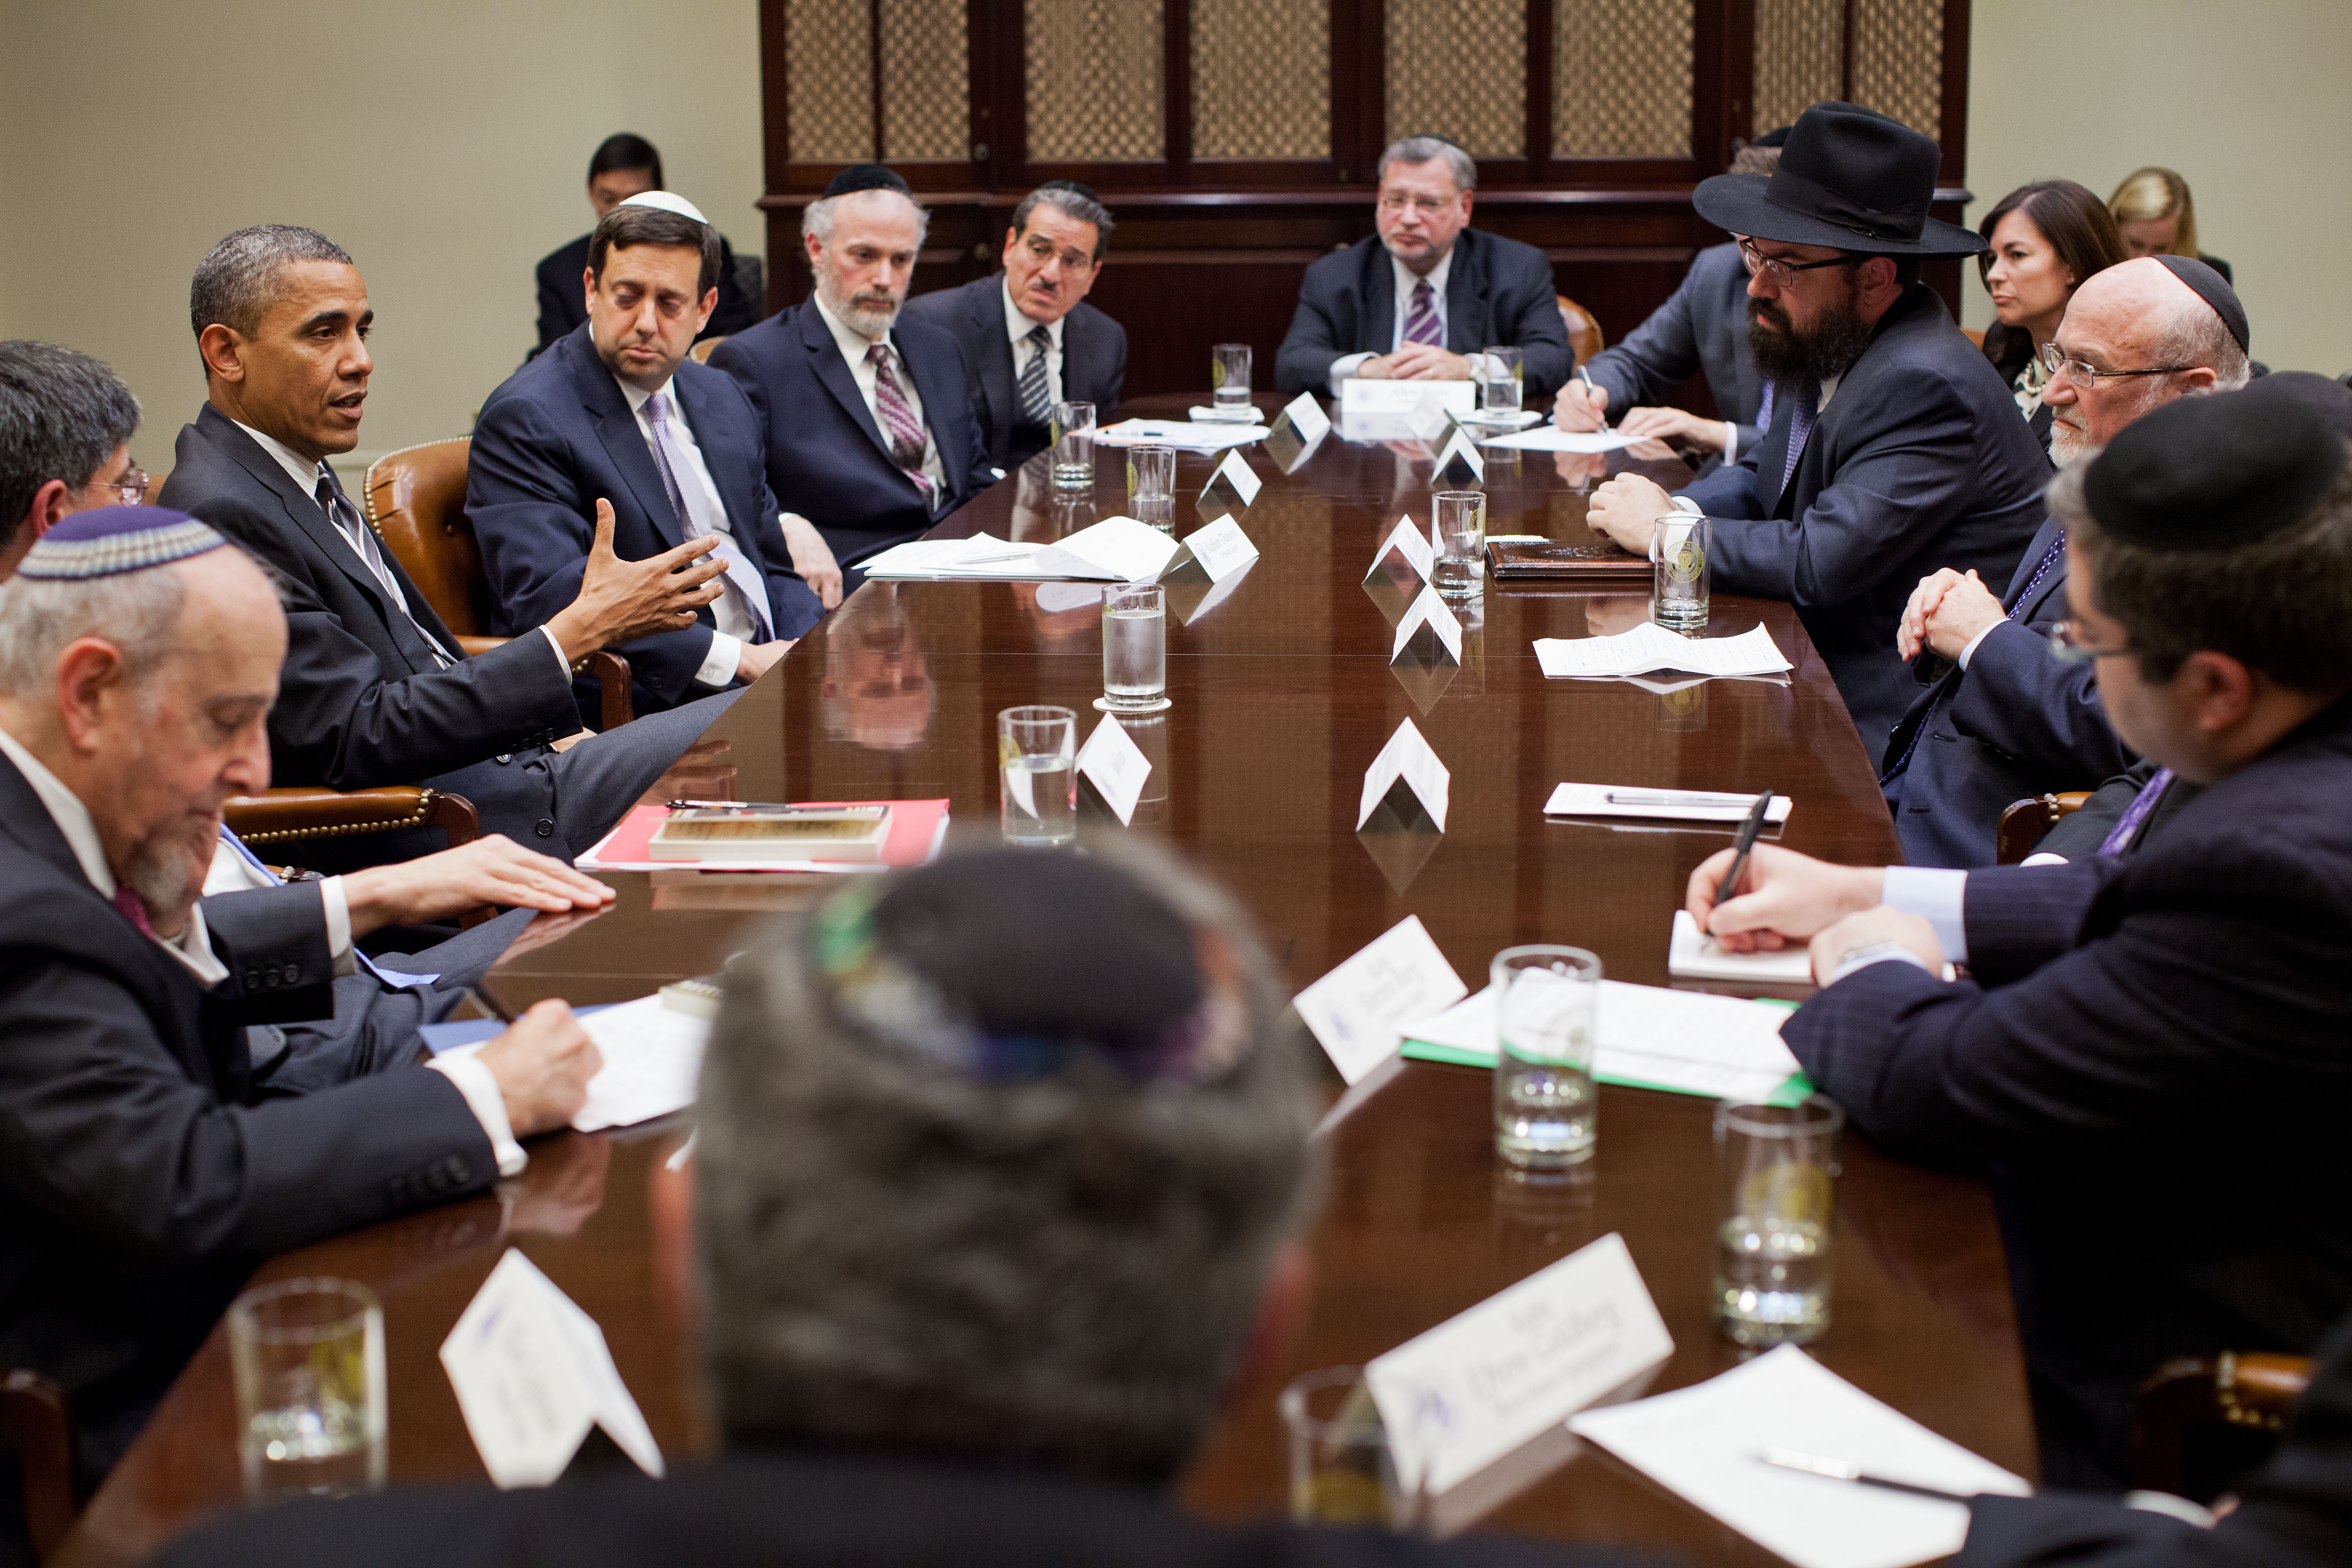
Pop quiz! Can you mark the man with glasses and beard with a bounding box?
[1587,103,2049,758]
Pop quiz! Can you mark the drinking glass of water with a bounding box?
[229,1277,386,1503]
[1491,945,1601,1171]
[998,704,1078,845]
[1652,513,1711,630]
[1281,1366,1398,1527]
[1477,346,1523,416]
[1432,490,1486,597]
[1211,343,1252,411]
[1099,583,1168,713]
[1127,443,1177,531]
[1051,400,1096,490]
[1712,1096,1844,1346]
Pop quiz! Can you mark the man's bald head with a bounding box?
[2047,256,2250,462]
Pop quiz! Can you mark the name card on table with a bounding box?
[1363,516,1437,626]
[1342,378,1479,417]
[1358,715,1450,834]
[1179,514,1260,582]
[1074,713,1152,826]
[1432,425,1487,487]
[1392,585,1464,670]
[1294,913,1467,1087]
[1196,448,1263,522]
[1265,391,1334,474]
[440,1249,665,1489]
[1367,1232,1674,1497]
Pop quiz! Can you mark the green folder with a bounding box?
[1399,997,1815,1108]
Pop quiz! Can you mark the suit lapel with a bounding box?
[968,278,1018,447]
[672,367,769,572]
[896,328,969,495]
[566,335,688,551]
[799,304,895,463]
[1361,243,1395,355]
[1444,232,1488,355]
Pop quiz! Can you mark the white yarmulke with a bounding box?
[616,190,709,226]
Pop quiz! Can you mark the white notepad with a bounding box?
[1669,909,1813,984]
[1534,622,1793,680]
[1545,783,1795,826]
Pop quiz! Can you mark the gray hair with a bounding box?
[1009,183,1115,262]
[2150,288,2252,392]
[1377,134,1477,193]
[189,225,353,347]
[0,563,189,699]
[0,342,140,551]
[695,837,1321,1481]
[803,189,931,249]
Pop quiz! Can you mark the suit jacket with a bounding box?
[1275,229,1573,399]
[150,1449,1676,1568]
[1782,695,2352,1481]
[709,301,990,568]
[469,324,824,718]
[160,406,582,868]
[1581,242,1765,451]
[1956,1304,2352,1567]
[1879,520,2130,868]
[0,757,492,1499]
[533,233,757,357]
[901,273,1128,469]
[1677,284,2049,758]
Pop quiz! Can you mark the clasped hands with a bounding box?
[1898,567,2006,663]
[1684,842,1944,987]
[1356,342,1474,382]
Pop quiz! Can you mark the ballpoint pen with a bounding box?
[1757,1449,1977,1504]
[664,800,885,814]
[1712,789,1776,907]
[1606,789,1761,807]
[1577,365,1611,428]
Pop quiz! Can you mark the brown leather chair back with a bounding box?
[3,1366,78,1559]
[363,438,486,635]
[1556,294,1606,368]
[689,335,729,364]
[2134,1350,2311,1502]
[1995,791,2091,864]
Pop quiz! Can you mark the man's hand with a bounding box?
[341,836,615,936]
[545,499,727,659]
[733,640,796,684]
[1585,473,1678,557]
[1684,842,1885,953]
[1618,405,1730,452]
[474,998,601,1137]
[1553,380,1611,432]
[1552,450,1608,490]
[1808,908,1944,988]
[1383,342,1473,382]
[780,513,844,609]
[1898,568,2005,663]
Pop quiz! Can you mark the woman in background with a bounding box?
[2108,166,2233,283]
[1976,181,2127,450]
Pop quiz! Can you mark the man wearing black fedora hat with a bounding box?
[1587,102,2049,757]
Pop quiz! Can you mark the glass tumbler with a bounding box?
[1712,1096,1844,1346]
[1051,400,1096,490]
[1211,343,1253,410]
[1491,945,1601,1171]
[229,1277,387,1503]
[998,704,1078,845]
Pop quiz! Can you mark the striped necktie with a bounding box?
[1402,279,1444,347]
[866,344,937,504]
[314,464,455,668]
[643,392,774,643]
[1016,325,1054,426]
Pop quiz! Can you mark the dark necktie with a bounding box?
[1016,325,1054,426]
[866,344,937,505]
[643,392,773,643]
[111,884,154,937]
[1403,279,1444,348]
[1777,380,1819,498]
[2099,768,2175,857]
[314,464,455,668]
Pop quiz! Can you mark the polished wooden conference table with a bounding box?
[58,393,2034,1566]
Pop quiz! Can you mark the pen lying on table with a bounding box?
[1757,1448,1978,1504]
[1604,789,1770,807]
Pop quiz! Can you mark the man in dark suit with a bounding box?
[1685,390,2352,1485]
[0,510,601,1562]
[1586,103,2048,758]
[1876,256,2250,866]
[1275,135,1572,400]
[532,133,755,358]
[151,845,1670,1568]
[160,224,741,872]
[711,165,989,587]
[902,181,1127,470]
[473,194,824,717]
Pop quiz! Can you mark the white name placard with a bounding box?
[1181,514,1260,582]
[1358,716,1450,833]
[1432,425,1487,483]
[1367,1232,1674,1496]
[1392,585,1464,665]
[1276,390,1332,443]
[1377,516,1436,581]
[1342,379,1479,416]
[1209,448,1262,508]
[1075,713,1152,826]
[1294,915,1467,1086]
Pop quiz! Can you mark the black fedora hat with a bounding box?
[1694,101,1983,258]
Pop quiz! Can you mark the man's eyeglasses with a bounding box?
[95,463,150,506]
[1376,194,1453,217]
[2048,618,2137,664]
[2038,341,2192,390]
[1737,239,1850,288]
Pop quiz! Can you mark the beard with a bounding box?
[818,274,903,338]
[2049,418,2094,466]
[125,814,217,931]
[1748,273,1877,386]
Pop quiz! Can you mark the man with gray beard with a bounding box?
[712,164,988,588]
[1876,255,2250,866]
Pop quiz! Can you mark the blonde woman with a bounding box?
[2108,167,2233,284]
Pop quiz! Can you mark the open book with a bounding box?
[859,517,1180,583]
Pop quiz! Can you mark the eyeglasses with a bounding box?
[1737,239,1851,288]
[2038,341,2192,390]
[95,463,149,506]
[1376,194,1454,217]
[2048,618,2138,664]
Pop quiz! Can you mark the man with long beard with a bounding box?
[1587,102,2049,758]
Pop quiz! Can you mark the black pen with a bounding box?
[1758,1448,1978,1504]
[1712,789,1775,908]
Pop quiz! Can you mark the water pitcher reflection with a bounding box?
[1491,946,1601,1170]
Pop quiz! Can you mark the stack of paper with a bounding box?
[1567,1346,2031,1568]
[1093,417,1269,451]
[1534,622,1793,680]
[860,519,1180,583]
[1482,425,1655,454]
[1669,909,1814,985]
[1399,979,1808,1104]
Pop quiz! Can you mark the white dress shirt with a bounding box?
[1003,277,1066,408]
[1328,246,1459,393]
[0,725,525,1175]
[234,419,571,682]
[614,373,761,688]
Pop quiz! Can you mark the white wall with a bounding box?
[1963,0,2352,375]
[0,0,766,470]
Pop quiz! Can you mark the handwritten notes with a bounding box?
[1534,622,1793,680]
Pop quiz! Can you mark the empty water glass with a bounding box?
[1653,513,1711,630]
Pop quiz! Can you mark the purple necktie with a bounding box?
[1402,279,1444,348]
[1777,380,1819,497]
[2099,768,2174,857]
[1755,379,1776,433]
[644,392,773,643]
[111,884,153,936]
[866,345,937,505]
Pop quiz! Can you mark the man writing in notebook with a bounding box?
[1682,386,2352,1486]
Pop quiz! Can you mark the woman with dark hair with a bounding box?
[1976,181,2128,450]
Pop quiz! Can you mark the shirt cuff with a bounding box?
[1881,865,1970,965]
[1956,621,2001,671]
[696,631,744,688]
[1823,944,1936,988]
[425,1052,528,1178]
[2019,851,2071,867]
[322,877,355,978]
[1721,421,1739,460]
[536,624,572,678]
[1327,353,1374,394]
